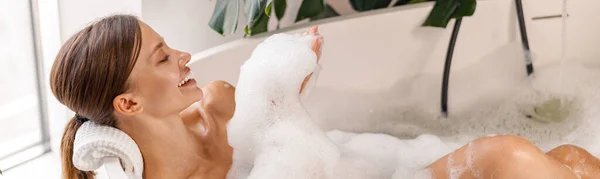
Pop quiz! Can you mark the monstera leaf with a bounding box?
[422,0,476,27]
[310,4,340,21]
[209,0,240,35]
[350,0,430,11]
[244,0,272,26]
[208,0,477,36]
[274,0,286,20]
[341,0,475,28]
[350,0,392,12]
[244,0,273,35]
[209,0,273,36]
[394,0,433,6]
[244,7,270,35]
[295,0,325,22]
[450,0,476,18]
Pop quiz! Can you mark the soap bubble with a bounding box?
[227,31,600,179]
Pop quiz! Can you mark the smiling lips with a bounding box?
[178,72,194,87]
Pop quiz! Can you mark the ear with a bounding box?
[113,93,143,116]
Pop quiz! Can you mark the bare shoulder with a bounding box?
[201,80,236,121]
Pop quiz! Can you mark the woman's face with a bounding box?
[126,22,202,118]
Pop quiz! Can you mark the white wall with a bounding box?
[141,0,244,54]
[524,0,600,64]
[58,0,142,41]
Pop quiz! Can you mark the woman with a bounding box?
[52,15,234,179]
[51,15,599,179]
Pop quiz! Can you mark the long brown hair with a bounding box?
[50,14,142,179]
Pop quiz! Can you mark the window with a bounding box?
[0,0,51,170]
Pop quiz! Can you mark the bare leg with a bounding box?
[427,135,578,179]
[547,144,600,179]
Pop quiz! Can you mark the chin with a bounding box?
[179,78,203,101]
[183,87,203,103]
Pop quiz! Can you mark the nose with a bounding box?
[178,51,192,68]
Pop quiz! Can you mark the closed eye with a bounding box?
[159,55,170,63]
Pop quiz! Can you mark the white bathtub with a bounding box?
[188,0,600,148]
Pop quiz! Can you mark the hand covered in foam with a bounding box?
[235,27,323,102]
[300,27,323,95]
[227,27,339,179]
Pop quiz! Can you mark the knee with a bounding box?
[467,136,586,178]
[473,135,543,166]
[475,135,540,154]
[548,144,583,155]
[547,144,587,164]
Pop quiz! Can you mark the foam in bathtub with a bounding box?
[226,32,339,179]
[225,30,468,179]
[392,134,456,179]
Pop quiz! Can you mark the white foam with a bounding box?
[320,62,600,177]
[227,32,339,179]
[228,31,600,179]
[227,32,456,179]
[391,134,456,179]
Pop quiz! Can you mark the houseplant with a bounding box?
[208,0,478,115]
[209,0,476,36]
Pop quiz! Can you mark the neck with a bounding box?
[118,112,232,179]
[119,114,201,179]
[187,108,233,178]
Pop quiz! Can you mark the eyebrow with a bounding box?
[152,42,164,55]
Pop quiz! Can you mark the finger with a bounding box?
[303,26,319,36]
[300,73,313,94]
[312,37,323,61]
[308,26,318,35]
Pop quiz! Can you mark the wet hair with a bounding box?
[49,14,142,179]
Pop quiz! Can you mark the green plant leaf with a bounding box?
[394,0,433,6]
[274,0,287,20]
[409,0,428,4]
[247,13,270,35]
[310,4,340,21]
[0,169,3,175]
[209,0,240,35]
[295,0,325,22]
[244,0,273,29]
[394,0,410,6]
[421,0,476,28]
[265,2,272,16]
[451,0,476,18]
[350,0,392,12]
[422,0,459,28]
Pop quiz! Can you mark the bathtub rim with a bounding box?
[189,0,441,64]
